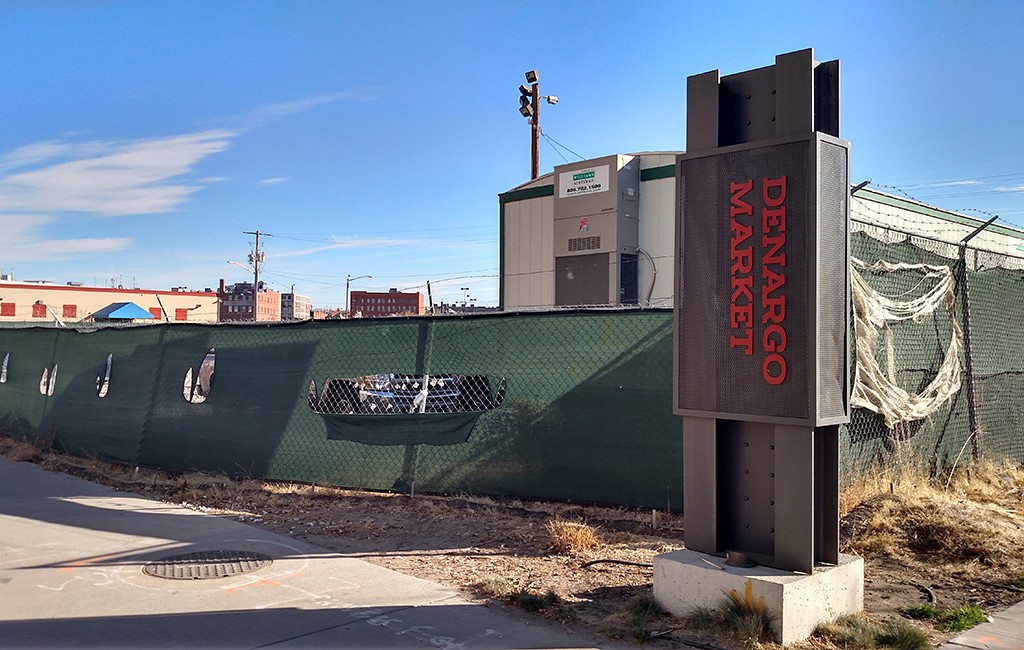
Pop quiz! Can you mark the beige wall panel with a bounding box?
[638,176,676,306]
[503,195,555,310]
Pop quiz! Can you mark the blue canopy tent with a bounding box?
[91,302,156,321]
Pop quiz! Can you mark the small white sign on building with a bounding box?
[558,164,609,198]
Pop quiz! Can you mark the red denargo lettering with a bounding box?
[729,180,754,354]
[761,175,788,384]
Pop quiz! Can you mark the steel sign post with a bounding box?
[673,49,850,573]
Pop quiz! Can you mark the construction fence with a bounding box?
[0,221,1022,509]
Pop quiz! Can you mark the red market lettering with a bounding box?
[729,180,754,354]
[761,175,788,385]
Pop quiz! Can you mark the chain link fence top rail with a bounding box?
[1,227,1022,507]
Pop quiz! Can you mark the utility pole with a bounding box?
[519,71,540,180]
[530,80,540,180]
[517,70,557,180]
[244,230,266,319]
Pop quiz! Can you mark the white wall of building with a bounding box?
[0,282,220,325]
[636,153,678,306]
[502,179,555,310]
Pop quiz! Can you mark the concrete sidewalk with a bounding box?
[0,457,618,649]
[939,600,1024,650]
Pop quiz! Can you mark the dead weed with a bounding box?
[546,518,602,556]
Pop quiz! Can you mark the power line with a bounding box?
[540,127,585,161]
[268,225,496,243]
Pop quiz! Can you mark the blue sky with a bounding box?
[2,1,1022,308]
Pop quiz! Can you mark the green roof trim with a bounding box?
[499,164,676,206]
[855,187,1024,240]
[640,164,675,181]
[499,184,554,205]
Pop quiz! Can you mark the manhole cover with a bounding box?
[143,550,272,580]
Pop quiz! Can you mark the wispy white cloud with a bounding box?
[928,179,981,187]
[0,92,362,268]
[258,176,291,186]
[10,236,134,259]
[231,91,372,130]
[0,141,73,173]
[273,237,421,258]
[0,130,235,216]
[996,185,1024,192]
[0,213,132,262]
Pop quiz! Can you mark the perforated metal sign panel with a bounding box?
[674,134,849,425]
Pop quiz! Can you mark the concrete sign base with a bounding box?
[653,549,864,644]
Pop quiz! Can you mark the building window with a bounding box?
[63,304,77,318]
[32,303,46,318]
[0,303,14,317]
[149,307,162,319]
[175,308,188,321]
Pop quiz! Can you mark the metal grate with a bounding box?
[568,235,601,252]
[143,550,272,580]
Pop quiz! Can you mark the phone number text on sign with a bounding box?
[558,165,610,198]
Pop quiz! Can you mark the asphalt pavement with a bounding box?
[0,457,615,649]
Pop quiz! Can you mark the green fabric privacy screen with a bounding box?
[0,311,683,509]
[2,228,1024,509]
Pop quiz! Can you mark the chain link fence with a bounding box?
[1,225,1022,507]
[0,311,682,509]
[846,219,1024,477]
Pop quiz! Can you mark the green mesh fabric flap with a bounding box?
[322,412,481,446]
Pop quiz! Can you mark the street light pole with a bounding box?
[346,274,372,317]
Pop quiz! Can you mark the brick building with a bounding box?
[349,289,424,317]
[217,280,282,322]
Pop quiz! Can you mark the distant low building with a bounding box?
[0,280,219,325]
[218,280,282,322]
[434,302,500,316]
[311,308,343,320]
[349,289,424,317]
[281,292,312,321]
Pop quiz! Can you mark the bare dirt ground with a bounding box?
[3,435,1023,648]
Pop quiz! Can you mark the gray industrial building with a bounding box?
[499,153,1024,311]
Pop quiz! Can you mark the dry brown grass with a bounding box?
[545,518,602,556]
[0,436,40,462]
[5,431,1024,649]
[841,460,1024,583]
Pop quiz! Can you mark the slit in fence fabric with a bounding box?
[39,364,57,396]
[96,354,112,398]
[183,348,216,404]
[310,374,507,446]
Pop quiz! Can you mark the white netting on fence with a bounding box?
[851,257,963,428]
